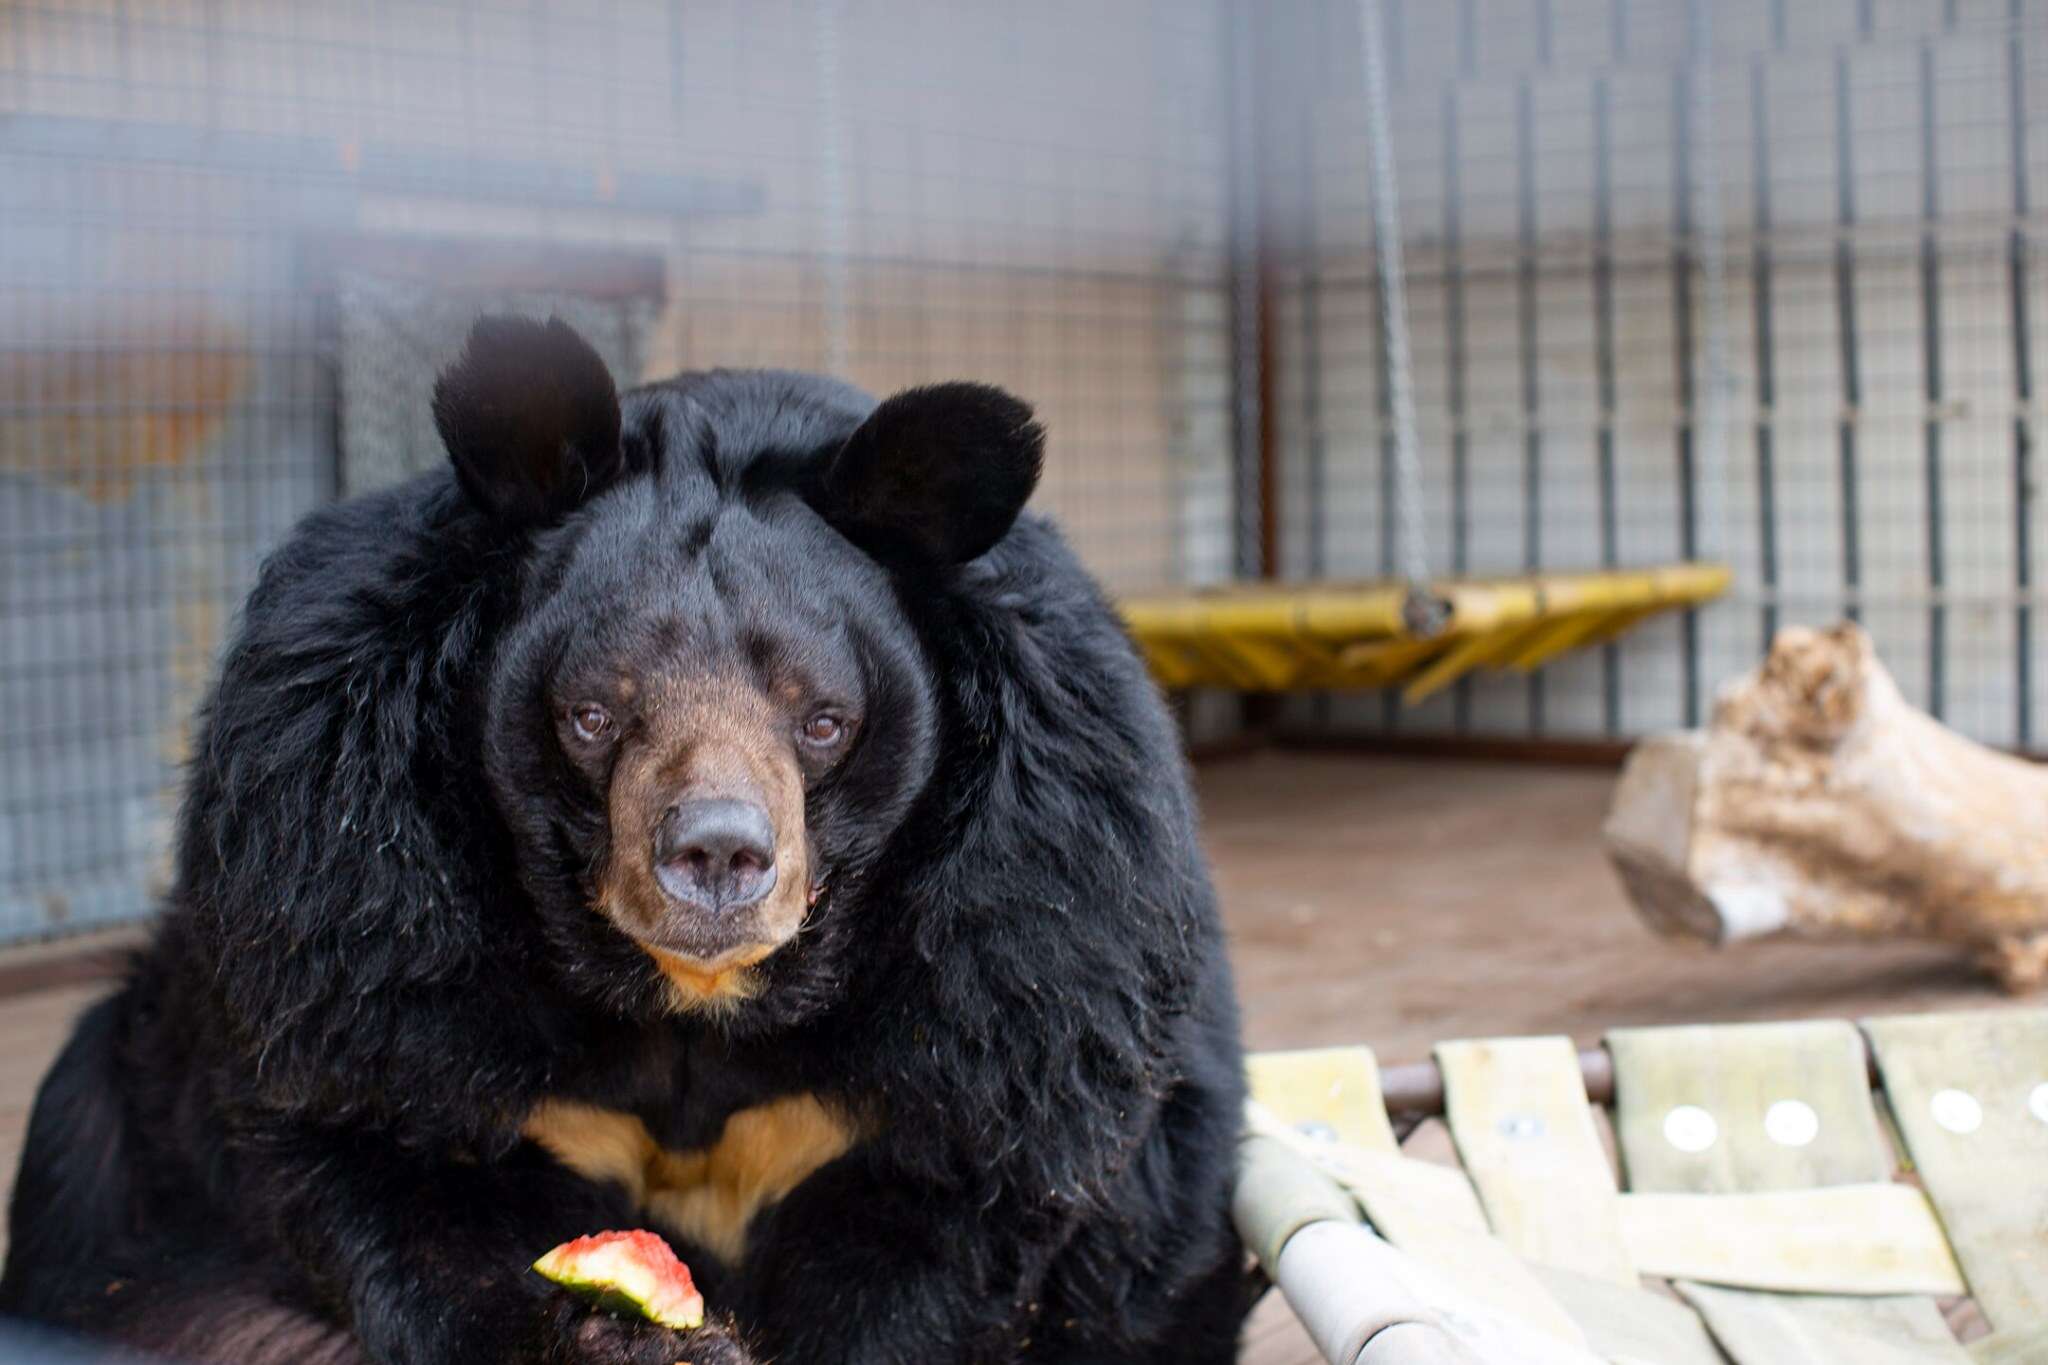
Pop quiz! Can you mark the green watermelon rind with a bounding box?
[560,1282,700,1330]
[532,1230,706,1331]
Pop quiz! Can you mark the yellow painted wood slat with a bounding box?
[1398,628,1505,704]
[1434,1035,1637,1286]
[1502,610,1621,672]
[1616,1184,1967,1296]
[1570,603,1662,652]
[1334,637,1452,688]
[1864,1009,2048,1330]
[1247,1047,1399,1154]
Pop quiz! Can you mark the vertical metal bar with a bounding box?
[458,0,479,154]
[1256,57,1280,581]
[1857,0,1875,41]
[202,0,222,130]
[1387,0,1406,88]
[1593,75,1622,735]
[1537,0,1553,70]
[1458,0,1477,79]
[1518,75,1544,732]
[1375,267,1396,581]
[2010,0,2034,748]
[1770,0,1787,51]
[1368,75,1398,731]
[1751,56,1781,647]
[1300,104,1325,579]
[1611,0,1628,62]
[1685,0,1731,576]
[114,0,133,117]
[814,0,850,377]
[670,0,689,144]
[1225,0,1266,583]
[1376,280,1392,736]
[1673,62,1703,726]
[1835,46,1864,625]
[529,0,554,191]
[1920,41,1946,718]
[1359,0,1434,599]
[1296,40,1332,734]
[1444,84,1473,733]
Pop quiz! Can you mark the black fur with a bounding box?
[1,317,1245,1365]
[821,382,1044,564]
[434,315,631,529]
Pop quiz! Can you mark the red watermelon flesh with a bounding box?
[532,1229,705,1330]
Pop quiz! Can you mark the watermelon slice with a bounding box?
[532,1229,706,1330]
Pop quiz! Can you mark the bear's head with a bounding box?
[432,316,1043,1018]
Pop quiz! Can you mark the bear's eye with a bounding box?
[568,703,612,743]
[800,712,846,748]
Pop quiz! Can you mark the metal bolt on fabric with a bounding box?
[1930,1089,1983,1135]
[1762,1099,1819,1148]
[1663,1105,1718,1153]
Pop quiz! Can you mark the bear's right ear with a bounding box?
[818,382,1044,567]
[432,315,625,529]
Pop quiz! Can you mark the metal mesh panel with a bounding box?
[0,0,1238,945]
[1,153,332,940]
[1269,0,2048,748]
[335,276,658,495]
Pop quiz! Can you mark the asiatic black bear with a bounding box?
[0,316,1245,1365]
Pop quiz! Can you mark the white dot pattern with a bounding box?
[1763,1099,1820,1148]
[1930,1089,1983,1135]
[1664,1105,1718,1153]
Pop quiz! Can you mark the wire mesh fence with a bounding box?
[1264,0,2048,749]
[6,0,2048,948]
[0,0,1237,945]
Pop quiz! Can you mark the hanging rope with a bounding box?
[1357,0,1446,634]
[813,0,851,377]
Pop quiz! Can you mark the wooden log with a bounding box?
[1605,622,2048,991]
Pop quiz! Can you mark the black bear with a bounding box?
[0,316,1246,1365]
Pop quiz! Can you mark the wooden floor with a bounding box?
[0,751,2016,1363]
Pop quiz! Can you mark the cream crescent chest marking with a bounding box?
[522,1093,861,1265]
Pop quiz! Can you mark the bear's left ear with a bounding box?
[818,383,1044,565]
[432,315,625,530]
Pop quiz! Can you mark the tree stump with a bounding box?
[1604,622,2048,992]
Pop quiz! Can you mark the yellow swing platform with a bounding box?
[1120,563,1731,704]
[1123,0,1738,712]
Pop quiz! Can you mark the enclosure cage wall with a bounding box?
[1262,0,2048,748]
[0,0,1236,946]
[4,0,2048,950]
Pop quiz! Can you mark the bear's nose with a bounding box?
[652,798,778,913]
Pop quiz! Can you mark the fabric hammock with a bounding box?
[1237,1011,2048,1363]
